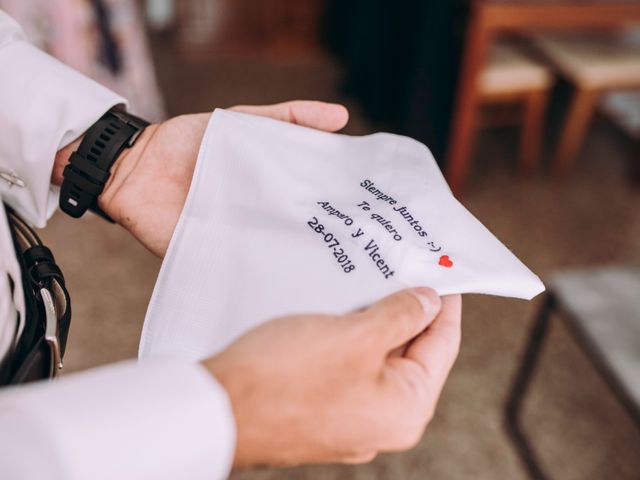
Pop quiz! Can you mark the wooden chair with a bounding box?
[506,266,640,479]
[530,32,640,178]
[477,43,553,175]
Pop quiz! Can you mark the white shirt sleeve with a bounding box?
[0,359,236,480]
[0,9,125,227]
[0,10,236,479]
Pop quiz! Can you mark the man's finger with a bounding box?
[404,295,462,391]
[340,451,378,464]
[356,288,441,350]
[229,101,349,132]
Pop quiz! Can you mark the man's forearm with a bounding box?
[51,124,158,226]
[0,10,125,227]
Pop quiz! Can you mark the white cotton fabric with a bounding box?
[141,109,545,361]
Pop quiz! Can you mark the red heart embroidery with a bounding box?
[439,255,453,268]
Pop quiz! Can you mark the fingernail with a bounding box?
[411,287,441,317]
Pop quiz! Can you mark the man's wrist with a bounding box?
[95,124,157,223]
[53,123,156,224]
[52,137,83,187]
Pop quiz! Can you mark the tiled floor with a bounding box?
[39,39,640,480]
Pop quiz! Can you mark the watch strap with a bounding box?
[60,109,149,221]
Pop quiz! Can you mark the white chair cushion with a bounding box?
[479,43,553,96]
[530,32,640,89]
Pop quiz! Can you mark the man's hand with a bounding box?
[53,101,349,257]
[203,288,462,467]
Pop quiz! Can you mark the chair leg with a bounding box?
[520,89,549,176]
[505,295,555,480]
[445,8,493,196]
[633,143,640,187]
[553,88,599,179]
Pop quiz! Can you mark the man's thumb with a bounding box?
[358,288,441,349]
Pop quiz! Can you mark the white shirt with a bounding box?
[0,10,235,480]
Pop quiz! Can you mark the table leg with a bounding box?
[520,89,549,176]
[505,294,555,480]
[553,88,599,179]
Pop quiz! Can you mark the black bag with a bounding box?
[0,206,71,385]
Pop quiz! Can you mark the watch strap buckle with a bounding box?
[60,162,102,218]
[110,110,150,146]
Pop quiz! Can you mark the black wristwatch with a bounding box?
[59,108,149,222]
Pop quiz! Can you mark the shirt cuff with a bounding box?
[0,39,125,227]
[0,359,236,480]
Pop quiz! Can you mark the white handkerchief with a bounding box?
[140,109,544,360]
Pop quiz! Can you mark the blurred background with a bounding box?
[2,0,639,478]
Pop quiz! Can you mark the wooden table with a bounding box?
[446,0,640,195]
